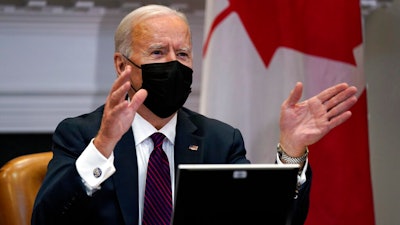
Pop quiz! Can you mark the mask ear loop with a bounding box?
[122,54,142,69]
[122,54,143,92]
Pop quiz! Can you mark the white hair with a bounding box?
[114,4,191,57]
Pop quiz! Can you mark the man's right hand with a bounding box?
[94,65,147,158]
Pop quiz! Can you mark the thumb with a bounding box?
[285,82,303,107]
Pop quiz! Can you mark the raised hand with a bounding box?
[94,65,147,158]
[279,82,358,157]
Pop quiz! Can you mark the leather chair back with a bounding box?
[0,152,52,225]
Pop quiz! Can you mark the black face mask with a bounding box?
[123,56,193,118]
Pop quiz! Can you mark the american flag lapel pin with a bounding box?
[188,145,199,151]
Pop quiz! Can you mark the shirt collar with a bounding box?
[132,112,177,145]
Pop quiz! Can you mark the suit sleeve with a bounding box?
[32,116,98,225]
[289,166,312,225]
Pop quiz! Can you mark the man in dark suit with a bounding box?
[32,4,358,225]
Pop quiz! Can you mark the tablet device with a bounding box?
[171,164,299,225]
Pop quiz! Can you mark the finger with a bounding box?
[328,110,352,130]
[317,83,349,104]
[107,66,132,107]
[129,89,148,111]
[110,65,132,94]
[327,95,358,119]
[109,81,131,107]
[285,82,303,107]
[324,86,358,110]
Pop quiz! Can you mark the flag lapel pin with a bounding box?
[188,145,198,151]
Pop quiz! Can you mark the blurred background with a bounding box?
[0,0,399,224]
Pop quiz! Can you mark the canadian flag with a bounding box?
[200,0,375,224]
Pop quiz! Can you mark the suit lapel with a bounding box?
[113,128,139,225]
[174,109,204,174]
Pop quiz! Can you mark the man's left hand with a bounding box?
[279,82,358,157]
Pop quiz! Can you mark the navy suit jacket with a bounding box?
[32,106,310,225]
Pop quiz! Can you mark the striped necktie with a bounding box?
[142,132,172,225]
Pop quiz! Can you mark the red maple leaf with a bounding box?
[203,0,362,67]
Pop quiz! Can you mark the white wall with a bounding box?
[365,0,400,224]
[0,3,399,224]
[0,12,120,131]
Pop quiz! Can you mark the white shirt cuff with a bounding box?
[76,138,116,194]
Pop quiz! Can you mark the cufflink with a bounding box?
[93,167,102,178]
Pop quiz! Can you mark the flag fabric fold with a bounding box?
[200,1,375,224]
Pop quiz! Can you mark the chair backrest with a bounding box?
[0,151,52,225]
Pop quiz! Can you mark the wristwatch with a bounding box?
[277,143,308,164]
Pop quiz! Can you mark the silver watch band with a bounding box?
[277,143,308,164]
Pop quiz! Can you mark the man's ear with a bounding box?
[114,53,125,76]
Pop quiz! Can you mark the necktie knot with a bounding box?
[150,132,165,150]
